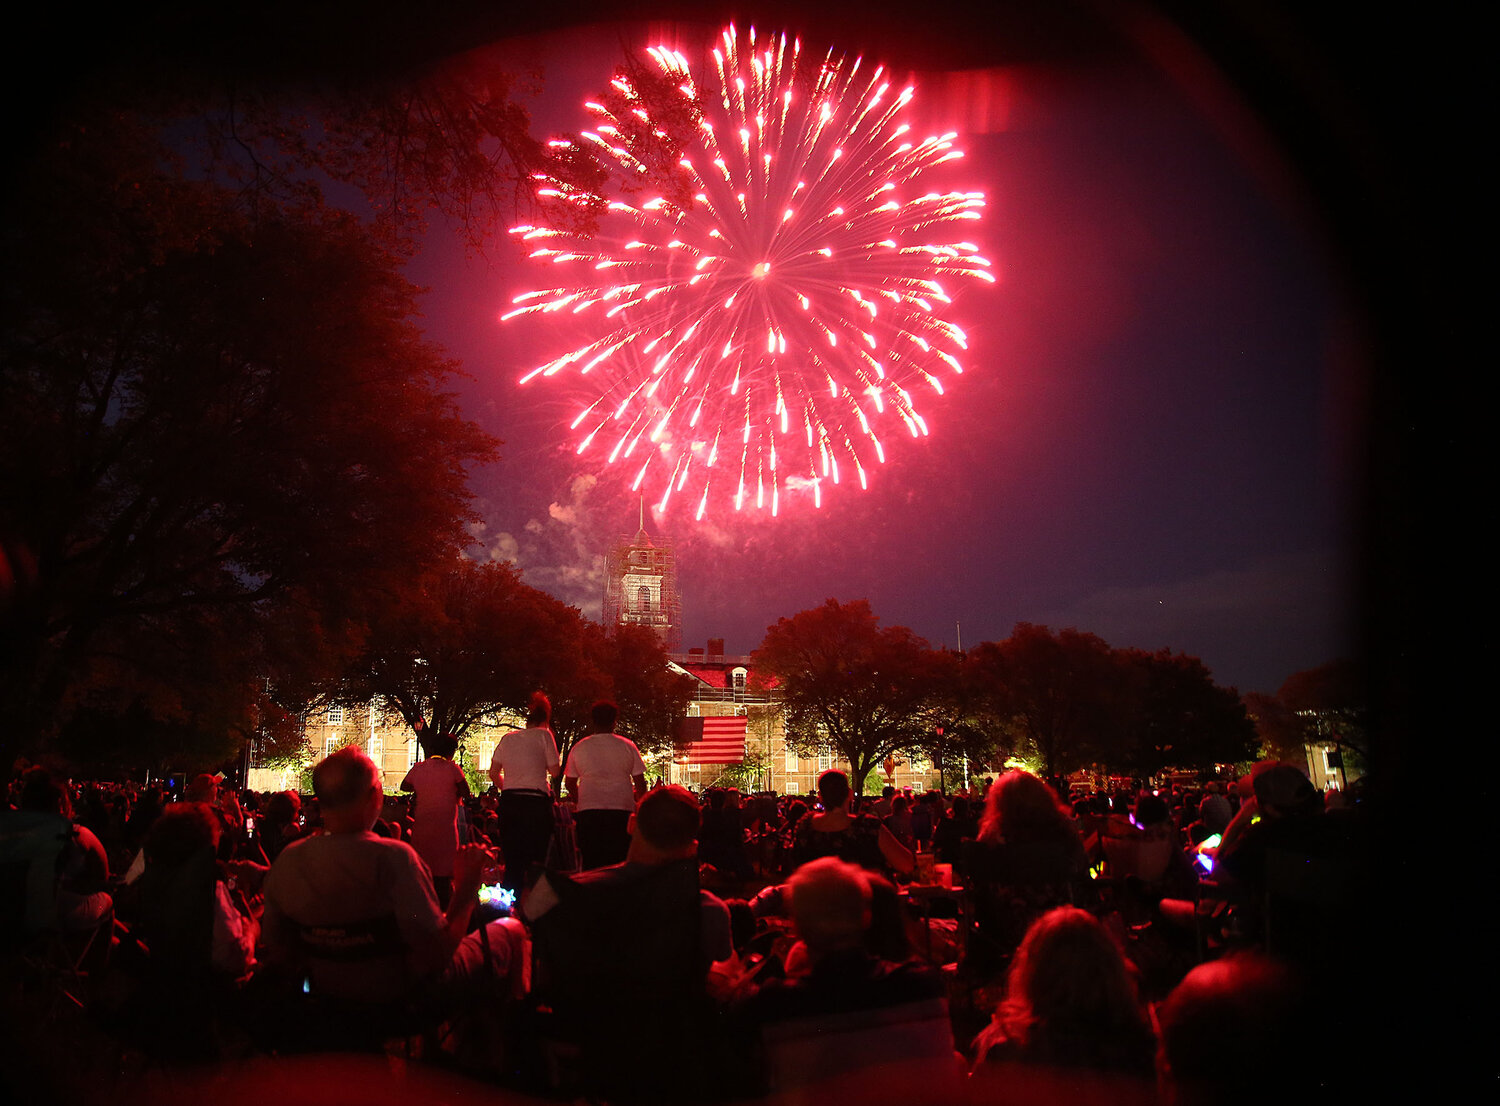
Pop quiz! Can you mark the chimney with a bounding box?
[708,638,725,658]
[689,647,705,657]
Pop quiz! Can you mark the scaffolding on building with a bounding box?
[602,525,682,651]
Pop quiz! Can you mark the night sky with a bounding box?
[15,2,1408,701]
[403,14,1359,695]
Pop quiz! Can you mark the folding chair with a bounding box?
[0,811,102,1014]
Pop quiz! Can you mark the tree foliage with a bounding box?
[0,111,495,768]
[1114,648,1257,774]
[1276,659,1363,715]
[332,557,695,768]
[965,624,1126,778]
[1272,658,1369,766]
[206,54,611,252]
[1243,691,1309,764]
[963,626,1257,778]
[912,647,1010,785]
[334,558,578,745]
[753,599,941,793]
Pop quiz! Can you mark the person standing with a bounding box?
[400,727,470,907]
[489,690,562,891]
[563,701,646,870]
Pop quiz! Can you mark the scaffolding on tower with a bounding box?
[602,522,682,652]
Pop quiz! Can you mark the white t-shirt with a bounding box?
[563,733,646,812]
[491,727,561,792]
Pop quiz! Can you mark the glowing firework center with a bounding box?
[507,24,994,518]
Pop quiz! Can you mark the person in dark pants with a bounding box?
[489,690,562,891]
[563,701,646,870]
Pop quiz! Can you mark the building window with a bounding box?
[785,748,798,772]
[817,748,832,773]
[327,704,344,725]
[407,737,419,768]
[638,585,653,612]
[731,668,748,702]
[324,733,339,757]
[367,735,382,765]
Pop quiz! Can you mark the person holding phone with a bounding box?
[260,747,521,1010]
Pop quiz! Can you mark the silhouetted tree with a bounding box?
[1243,691,1309,763]
[1114,648,1257,774]
[753,599,941,794]
[1,114,495,768]
[1276,659,1369,768]
[966,624,1126,777]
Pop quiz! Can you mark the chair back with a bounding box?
[1101,831,1174,885]
[761,995,961,1092]
[0,812,72,943]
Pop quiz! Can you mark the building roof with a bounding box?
[670,655,780,691]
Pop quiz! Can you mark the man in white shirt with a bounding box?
[489,691,561,890]
[562,700,646,869]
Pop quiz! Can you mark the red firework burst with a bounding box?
[505,23,994,518]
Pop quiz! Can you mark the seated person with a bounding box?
[971,906,1156,1084]
[16,769,113,940]
[135,802,257,980]
[735,857,959,1095]
[962,770,1092,980]
[1098,792,1199,902]
[521,784,731,1101]
[790,770,913,878]
[257,790,304,863]
[1212,763,1364,965]
[1156,953,1320,1106]
[1197,782,1233,835]
[930,795,976,865]
[258,747,521,1012]
[699,787,755,884]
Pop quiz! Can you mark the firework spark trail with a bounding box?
[505,23,994,519]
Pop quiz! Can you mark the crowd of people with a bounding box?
[1,692,1368,1103]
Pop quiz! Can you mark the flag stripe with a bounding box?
[678,716,747,764]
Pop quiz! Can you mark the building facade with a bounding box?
[662,640,944,797]
[248,699,524,795]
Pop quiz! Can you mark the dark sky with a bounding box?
[401,14,1360,695]
[18,1,1403,700]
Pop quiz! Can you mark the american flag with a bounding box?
[676,715,748,765]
